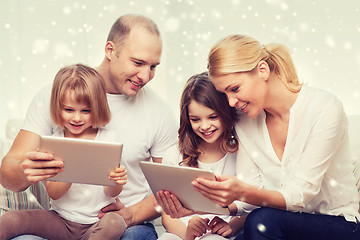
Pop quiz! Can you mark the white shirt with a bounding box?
[234,85,360,222]
[50,128,117,224]
[162,145,236,226]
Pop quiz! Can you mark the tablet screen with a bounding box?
[39,136,123,186]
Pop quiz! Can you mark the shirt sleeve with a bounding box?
[279,97,348,211]
[149,103,178,158]
[22,84,55,136]
[235,136,262,215]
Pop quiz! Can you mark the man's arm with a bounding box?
[0,129,63,192]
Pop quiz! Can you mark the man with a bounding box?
[0,14,177,240]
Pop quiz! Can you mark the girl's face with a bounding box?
[188,100,225,144]
[211,70,267,118]
[61,89,93,138]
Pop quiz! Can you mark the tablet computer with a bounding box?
[39,135,123,186]
[139,161,229,215]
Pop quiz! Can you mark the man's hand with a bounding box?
[98,197,133,227]
[21,151,64,185]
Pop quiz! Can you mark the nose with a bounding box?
[228,96,239,108]
[72,112,82,122]
[200,120,211,131]
[137,67,152,84]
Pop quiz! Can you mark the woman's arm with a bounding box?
[45,180,71,200]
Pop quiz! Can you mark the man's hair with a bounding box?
[107,14,160,47]
[50,64,111,128]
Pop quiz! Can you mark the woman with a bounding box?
[159,34,360,240]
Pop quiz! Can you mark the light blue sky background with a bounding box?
[1,0,359,139]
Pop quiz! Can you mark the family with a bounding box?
[0,13,359,240]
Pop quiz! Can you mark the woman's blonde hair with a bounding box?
[208,34,302,92]
[50,64,111,128]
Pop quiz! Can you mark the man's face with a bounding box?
[107,27,162,96]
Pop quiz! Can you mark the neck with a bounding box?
[96,60,114,94]
[198,138,226,164]
[264,74,300,120]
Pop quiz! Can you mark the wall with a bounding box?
[1,0,360,140]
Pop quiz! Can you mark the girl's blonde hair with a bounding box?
[50,64,111,128]
[208,34,302,93]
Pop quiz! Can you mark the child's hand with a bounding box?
[209,216,232,237]
[185,216,210,240]
[109,165,127,185]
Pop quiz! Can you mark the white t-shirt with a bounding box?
[23,84,178,207]
[162,145,236,226]
[49,128,118,224]
[234,85,360,222]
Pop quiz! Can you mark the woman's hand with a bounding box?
[192,175,243,207]
[156,190,194,218]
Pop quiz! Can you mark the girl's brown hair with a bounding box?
[50,64,110,128]
[178,72,239,167]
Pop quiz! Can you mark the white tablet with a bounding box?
[39,135,123,186]
[140,161,229,215]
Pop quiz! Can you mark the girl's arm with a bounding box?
[162,211,187,239]
[45,180,71,200]
[104,165,127,197]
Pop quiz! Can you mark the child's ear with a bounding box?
[105,41,116,60]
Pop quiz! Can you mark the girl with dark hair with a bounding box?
[157,72,244,240]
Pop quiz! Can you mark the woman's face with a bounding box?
[210,71,268,118]
[188,100,225,145]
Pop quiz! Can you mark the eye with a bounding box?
[150,65,157,70]
[133,61,143,66]
[189,118,199,123]
[81,109,91,114]
[231,86,239,93]
[209,115,218,120]
[63,108,73,112]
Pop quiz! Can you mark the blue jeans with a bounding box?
[236,207,360,240]
[121,223,157,240]
[12,222,157,240]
